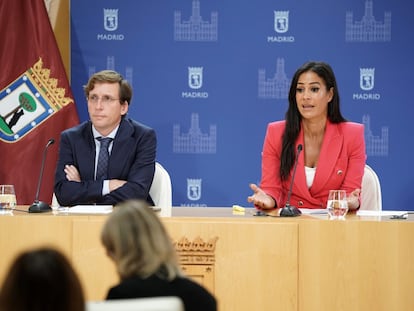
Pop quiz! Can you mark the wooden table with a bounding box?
[0,207,413,311]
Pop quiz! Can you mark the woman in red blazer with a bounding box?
[248,61,366,211]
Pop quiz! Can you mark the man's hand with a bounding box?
[109,179,127,192]
[64,165,81,182]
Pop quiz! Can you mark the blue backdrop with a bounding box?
[70,0,413,210]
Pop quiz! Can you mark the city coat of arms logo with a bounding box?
[0,58,72,142]
[104,9,118,31]
[360,68,375,91]
[188,67,203,89]
[274,11,289,33]
[187,178,202,201]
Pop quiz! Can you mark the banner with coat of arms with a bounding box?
[0,0,79,204]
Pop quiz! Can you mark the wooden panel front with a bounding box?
[70,217,298,311]
[163,219,298,311]
[299,220,414,311]
[0,215,75,280]
[1,208,413,311]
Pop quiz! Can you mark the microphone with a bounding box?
[28,138,55,213]
[280,144,303,217]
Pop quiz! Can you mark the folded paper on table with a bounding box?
[299,208,328,215]
[232,205,245,215]
[59,205,113,214]
[356,210,408,217]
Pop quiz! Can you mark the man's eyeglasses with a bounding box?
[87,95,120,104]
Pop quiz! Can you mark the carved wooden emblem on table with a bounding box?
[174,236,218,293]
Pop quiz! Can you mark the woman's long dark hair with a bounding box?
[280,61,346,181]
[0,248,85,311]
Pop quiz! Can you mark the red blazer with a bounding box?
[260,120,366,209]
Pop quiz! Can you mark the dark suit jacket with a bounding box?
[106,275,217,311]
[54,118,156,206]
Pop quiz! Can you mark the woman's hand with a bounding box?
[347,189,361,210]
[247,183,276,209]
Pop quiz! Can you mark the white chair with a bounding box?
[51,192,59,209]
[149,162,173,216]
[360,164,382,211]
[86,296,184,311]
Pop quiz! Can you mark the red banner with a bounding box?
[0,0,79,204]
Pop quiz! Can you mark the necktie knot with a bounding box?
[98,137,112,148]
[96,137,112,180]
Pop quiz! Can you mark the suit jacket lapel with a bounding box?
[311,121,343,193]
[81,122,97,180]
[292,129,309,200]
[108,119,133,175]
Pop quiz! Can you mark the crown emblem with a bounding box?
[28,58,73,109]
[174,236,218,265]
[360,68,375,76]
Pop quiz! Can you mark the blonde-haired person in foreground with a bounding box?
[101,200,217,311]
[0,247,85,311]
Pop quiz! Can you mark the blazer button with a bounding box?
[337,170,343,175]
[298,201,304,206]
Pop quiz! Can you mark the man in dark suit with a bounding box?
[54,70,156,206]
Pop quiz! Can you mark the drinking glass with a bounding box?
[0,185,17,213]
[327,190,348,220]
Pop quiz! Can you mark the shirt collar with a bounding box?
[92,125,119,140]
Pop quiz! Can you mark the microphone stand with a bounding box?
[280,144,302,217]
[29,139,55,213]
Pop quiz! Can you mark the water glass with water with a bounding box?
[327,190,348,220]
[0,185,17,213]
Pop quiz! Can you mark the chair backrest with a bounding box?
[51,192,59,209]
[86,296,184,311]
[360,164,382,211]
[149,162,173,216]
